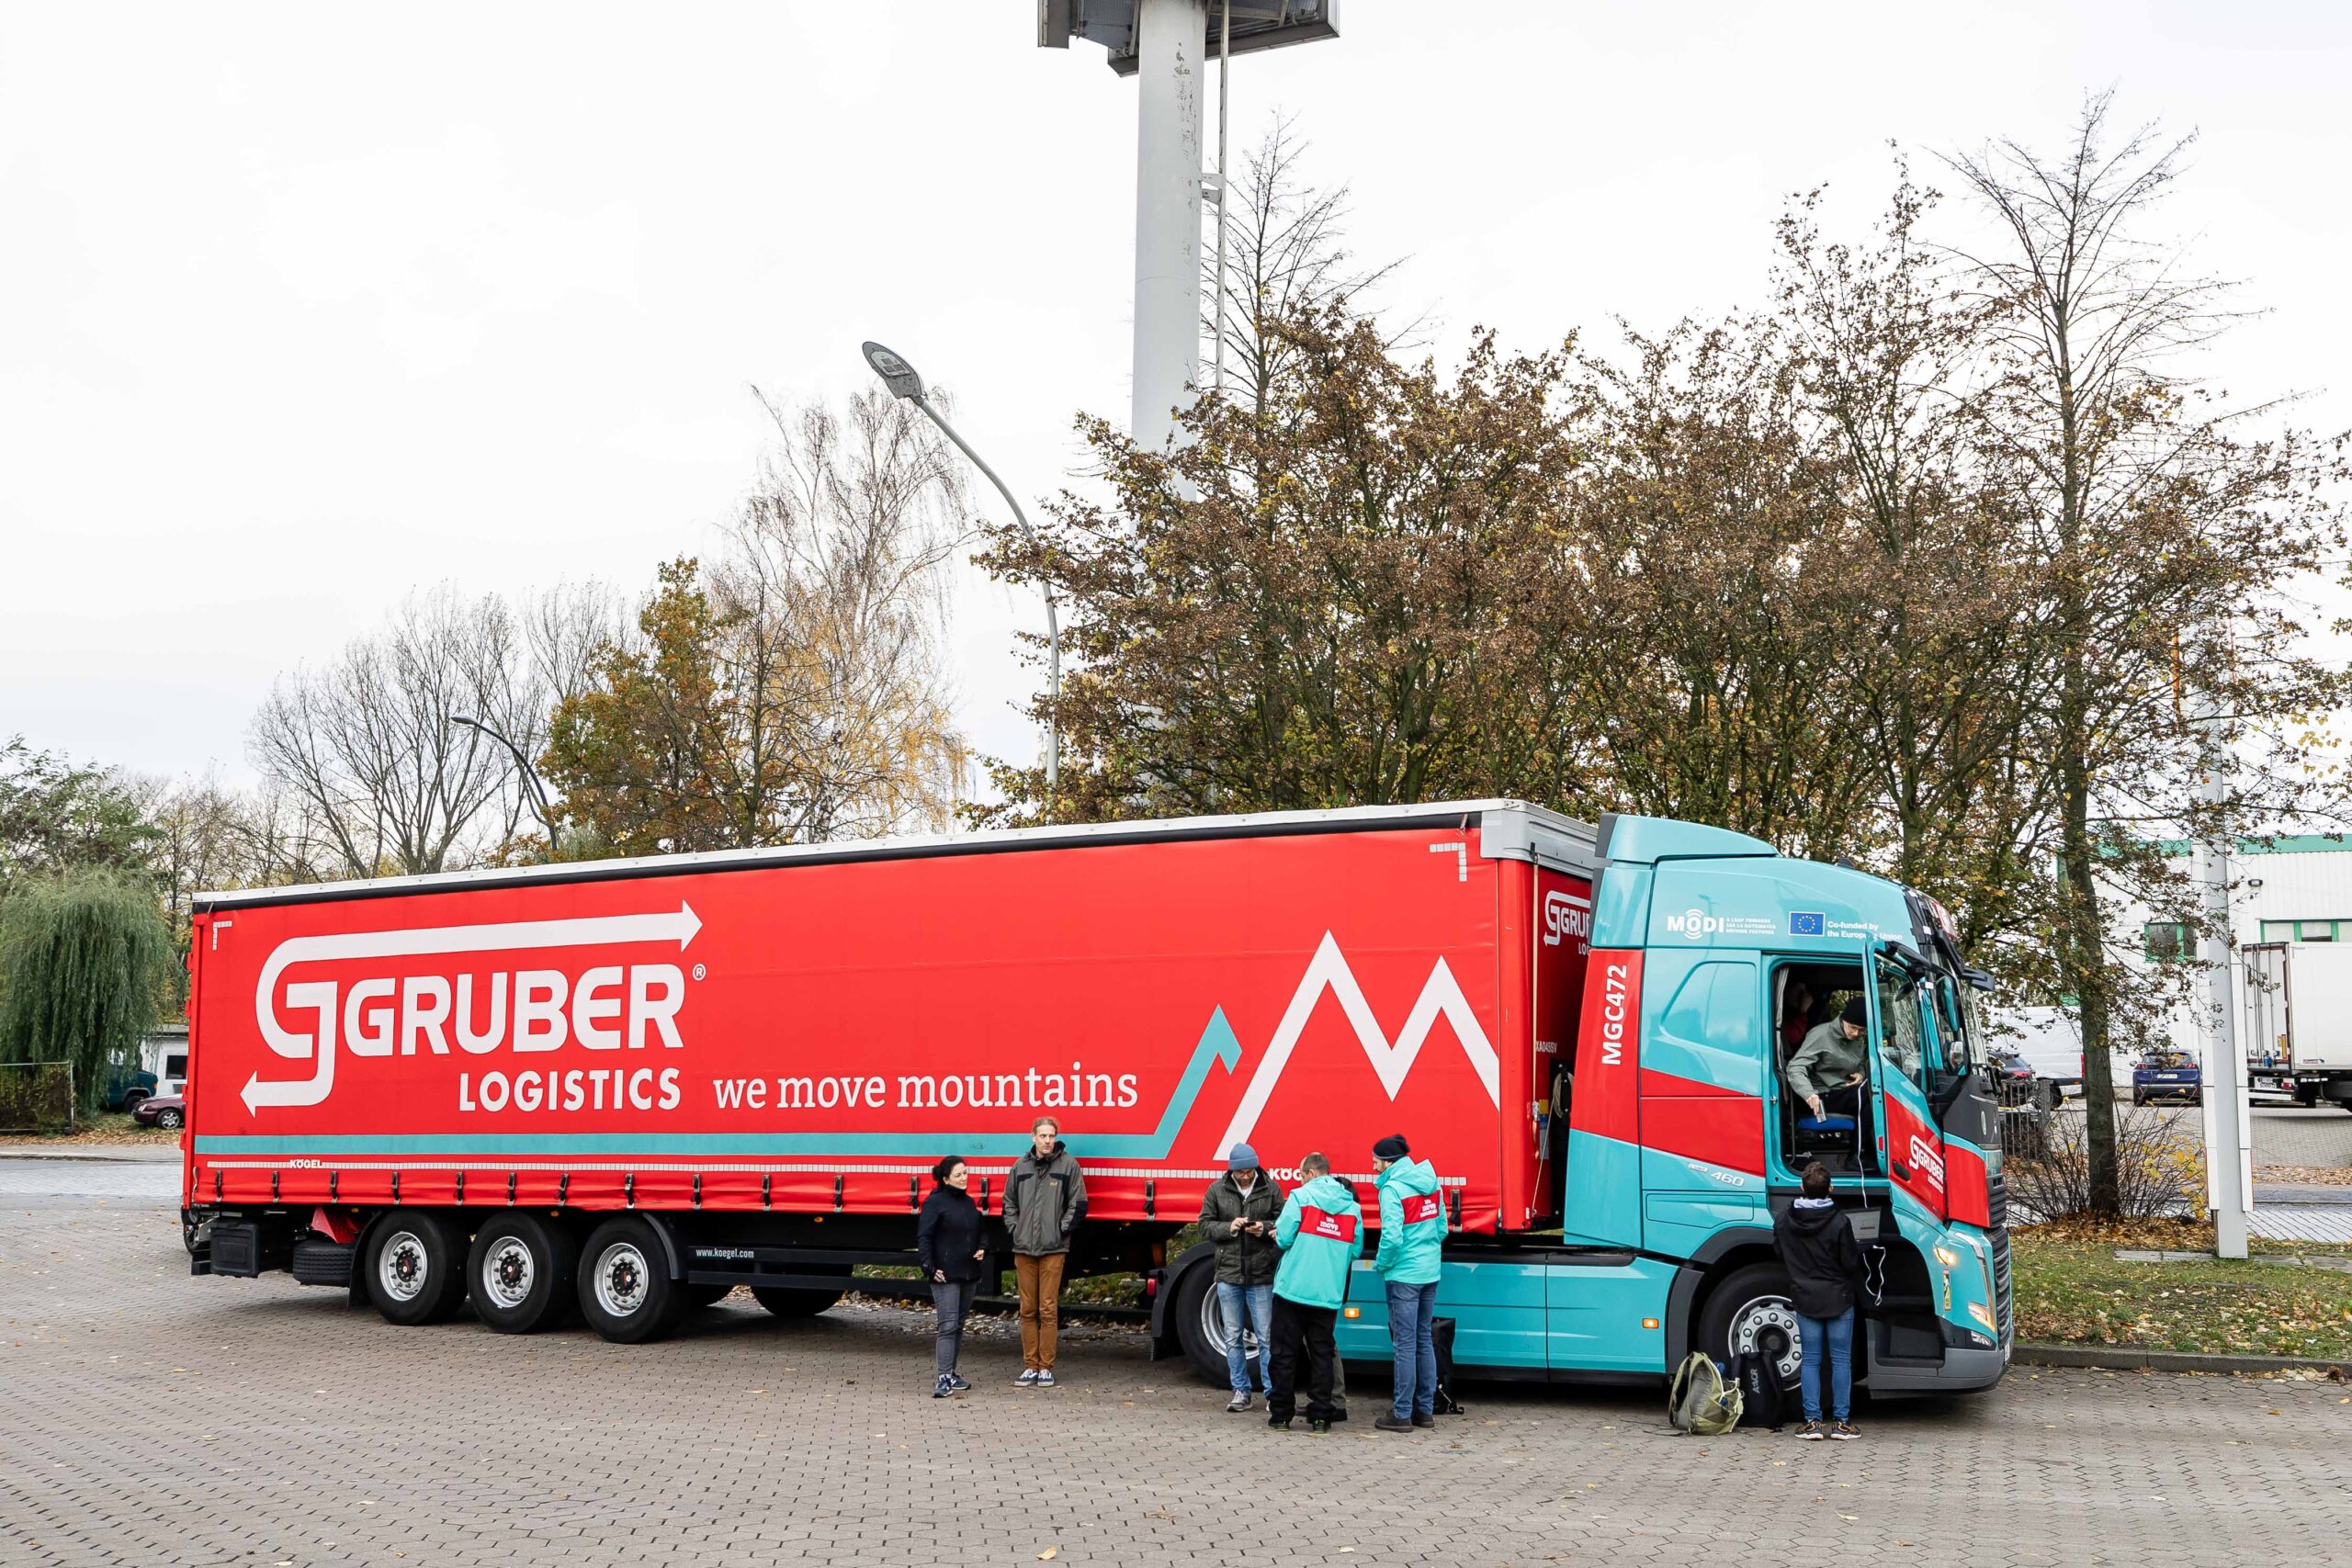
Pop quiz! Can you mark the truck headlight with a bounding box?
[1933,1245,1962,1269]
[1968,1300,1996,1332]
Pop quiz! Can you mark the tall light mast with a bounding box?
[1038,1,1340,448]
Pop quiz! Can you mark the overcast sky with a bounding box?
[6,1,2347,795]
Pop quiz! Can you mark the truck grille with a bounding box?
[1989,1228,2013,1343]
[1985,1173,2013,1342]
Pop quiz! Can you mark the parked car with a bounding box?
[1984,1047,2045,1107]
[96,1066,159,1112]
[2131,1052,2201,1107]
[132,1093,185,1130]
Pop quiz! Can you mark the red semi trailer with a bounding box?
[186,802,1596,1356]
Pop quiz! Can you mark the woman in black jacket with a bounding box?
[1772,1160,1868,1440]
[917,1156,988,1396]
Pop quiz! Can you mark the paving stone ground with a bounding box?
[6,1202,2350,1567]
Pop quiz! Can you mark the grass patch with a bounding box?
[2012,1223,2352,1359]
[14,1111,176,1145]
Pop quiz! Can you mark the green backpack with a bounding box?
[1668,1350,1744,1436]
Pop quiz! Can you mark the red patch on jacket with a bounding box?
[1299,1207,1358,1242]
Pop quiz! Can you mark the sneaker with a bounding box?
[1795,1421,1825,1440]
[947,1373,970,1392]
[1829,1421,1860,1441]
[1227,1393,1253,1413]
[1014,1370,1041,1386]
[1411,1414,1435,1430]
[933,1375,955,1399]
[1035,1370,1057,1388]
[1374,1414,1415,1433]
[1307,1418,1331,1434]
[1266,1415,1292,1431]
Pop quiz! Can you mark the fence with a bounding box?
[0,1062,74,1134]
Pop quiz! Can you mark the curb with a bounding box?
[2015,1341,2351,1378]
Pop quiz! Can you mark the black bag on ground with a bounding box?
[1730,1349,1785,1430]
[1431,1316,1466,1416]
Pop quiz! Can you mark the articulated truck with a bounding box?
[182,802,2010,1395]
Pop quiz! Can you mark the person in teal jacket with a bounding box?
[1267,1151,1362,1431]
[1371,1134,1445,1430]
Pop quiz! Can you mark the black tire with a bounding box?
[1694,1263,1804,1391]
[578,1217,682,1343]
[750,1284,844,1319]
[181,1208,206,1257]
[154,1107,184,1130]
[121,1089,149,1114]
[365,1213,469,1325]
[2294,1088,2318,1109]
[2131,1089,2145,1107]
[1169,1259,1229,1384]
[467,1213,579,1334]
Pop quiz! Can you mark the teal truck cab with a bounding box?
[1175,812,2011,1398]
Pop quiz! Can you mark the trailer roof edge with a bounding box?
[193,799,1601,911]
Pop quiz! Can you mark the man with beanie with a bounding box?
[1199,1143,1284,1411]
[1370,1134,1444,1432]
[1774,1160,1867,1439]
[1267,1151,1362,1433]
[1002,1116,1086,1387]
[1787,998,1872,1122]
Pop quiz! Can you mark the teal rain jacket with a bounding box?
[1374,1156,1445,1285]
[1272,1173,1364,1309]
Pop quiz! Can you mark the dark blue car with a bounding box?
[2132,1052,2201,1107]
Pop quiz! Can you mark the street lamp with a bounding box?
[860,340,1061,795]
[449,715,561,854]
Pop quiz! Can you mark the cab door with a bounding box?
[1865,946,1947,1222]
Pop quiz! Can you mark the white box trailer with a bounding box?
[2242,942,2352,1110]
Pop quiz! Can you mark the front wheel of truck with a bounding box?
[1696,1263,1804,1390]
[579,1217,682,1343]
[366,1213,469,1326]
[1168,1260,1234,1385]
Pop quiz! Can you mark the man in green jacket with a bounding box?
[1371,1134,1445,1432]
[1267,1151,1362,1432]
[1001,1116,1086,1387]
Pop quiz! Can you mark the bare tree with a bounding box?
[1943,93,2349,1210]
[545,389,973,852]
[249,587,548,876]
[1204,115,1407,418]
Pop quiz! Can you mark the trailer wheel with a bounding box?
[468,1213,578,1335]
[1168,1260,1237,1385]
[1695,1263,1803,1390]
[579,1217,681,1344]
[366,1213,468,1326]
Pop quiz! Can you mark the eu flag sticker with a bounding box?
[1789,911,1826,937]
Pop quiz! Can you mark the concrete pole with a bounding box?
[1131,0,1205,449]
[2194,683,2251,1258]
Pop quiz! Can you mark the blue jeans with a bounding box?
[1385,1279,1440,1420]
[1798,1307,1855,1423]
[1216,1282,1273,1394]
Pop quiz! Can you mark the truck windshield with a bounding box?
[1932,973,1983,1074]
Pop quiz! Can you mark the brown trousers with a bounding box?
[1014,1252,1067,1371]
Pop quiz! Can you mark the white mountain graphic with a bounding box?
[1211,931,1500,1156]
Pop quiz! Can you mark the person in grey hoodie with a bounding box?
[1001,1116,1086,1387]
[1198,1143,1284,1411]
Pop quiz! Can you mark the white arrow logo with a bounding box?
[243,904,702,1113]
[1212,931,1499,1157]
